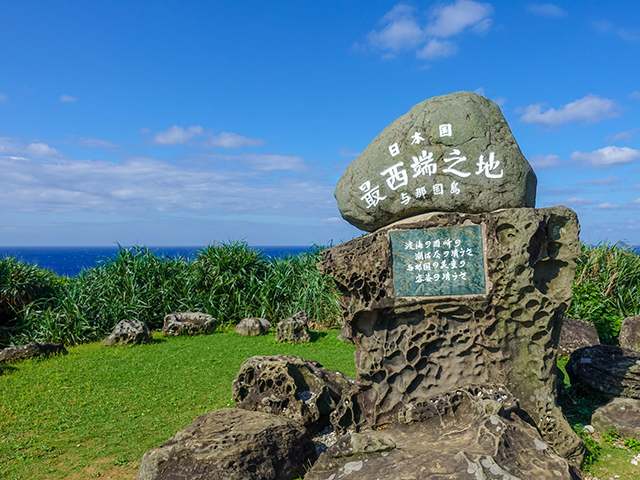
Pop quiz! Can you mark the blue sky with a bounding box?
[1,1,639,247]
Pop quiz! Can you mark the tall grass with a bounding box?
[567,242,640,343]
[1,242,341,346]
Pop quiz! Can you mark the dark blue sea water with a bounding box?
[0,246,312,277]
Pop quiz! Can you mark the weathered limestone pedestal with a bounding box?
[319,207,584,465]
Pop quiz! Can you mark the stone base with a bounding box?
[318,207,584,464]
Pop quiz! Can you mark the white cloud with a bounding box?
[605,129,638,143]
[492,96,507,107]
[474,87,485,96]
[60,95,77,102]
[577,176,621,186]
[366,4,424,51]
[417,39,458,59]
[630,91,640,100]
[322,217,343,223]
[0,93,7,101]
[630,198,640,206]
[561,197,594,206]
[25,142,62,158]
[203,132,267,149]
[239,153,306,172]
[525,4,567,18]
[338,147,361,158]
[0,138,64,159]
[592,21,638,42]
[595,203,621,210]
[362,1,493,61]
[570,146,640,168]
[634,184,640,190]
[65,135,121,149]
[0,154,327,216]
[520,94,619,127]
[152,125,204,145]
[529,154,560,169]
[426,0,493,37]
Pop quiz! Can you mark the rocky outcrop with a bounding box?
[162,312,217,336]
[591,397,640,440]
[305,385,577,480]
[318,206,584,464]
[558,317,600,357]
[620,314,640,352]
[236,317,272,336]
[137,408,315,480]
[276,311,311,343]
[334,91,537,232]
[103,320,153,346]
[232,355,353,431]
[566,345,640,399]
[0,342,67,363]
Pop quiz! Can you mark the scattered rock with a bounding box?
[591,397,640,441]
[566,345,640,399]
[306,385,576,480]
[276,312,311,343]
[319,206,584,464]
[235,317,271,336]
[162,312,217,337]
[336,325,354,344]
[558,316,601,357]
[103,320,153,346]
[619,314,640,353]
[232,355,353,431]
[334,91,537,232]
[0,342,67,364]
[137,408,315,480]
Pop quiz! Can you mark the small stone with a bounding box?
[0,342,67,363]
[619,314,640,352]
[276,312,311,343]
[591,398,640,440]
[558,317,600,357]
[162,312,217,337]
[103,320,152,346]
[235,318,271,336]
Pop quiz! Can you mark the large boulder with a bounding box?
[232,355,354,431]
[162,312,217,337]
[0,342,67,364]
[276,311,311,344]
[566,345,640,399]
[306,385,577,480]
[620,314,640,352]
[137,408,315,480]
[335,91,537,232]
[591,397,640,440]
[558,316,600,357]
[103,320,153,346]
[318,206,584,465]
[235,317,271,336]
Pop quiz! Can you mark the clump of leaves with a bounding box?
[601,429,621,446]
[623,437,640,452]
[567,242,640,344]
[574,424,602,468]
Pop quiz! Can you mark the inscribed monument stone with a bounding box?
[335,91,537,232]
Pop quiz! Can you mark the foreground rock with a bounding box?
[558,317,600,357]
[591,397,640,440]
[0,342,67,363]
[620,314,640,352]
[319,206,584,464]
[235,317,271,336]
[305,385,576,480]
[233,355,353,431]
[137,408,315,480]
[103,320,153,346]
[334,91,537,232]
[162,312,217,336]
[567,345,640,399]
[276,311,311,343]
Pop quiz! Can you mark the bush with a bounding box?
[567,242,640,344]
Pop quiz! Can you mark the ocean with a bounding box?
[0,246,312,277]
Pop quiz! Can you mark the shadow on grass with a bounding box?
[0,364,18,375]
[152,337,167,344]
[558,383,610,427]
[309,331,328,342]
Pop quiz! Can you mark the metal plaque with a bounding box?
[390,225,486,297]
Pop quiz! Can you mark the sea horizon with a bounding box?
[0,245,315,277]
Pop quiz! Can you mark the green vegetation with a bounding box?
[1,242,341,347]
[0,329,356,480]
[567,242,640,343]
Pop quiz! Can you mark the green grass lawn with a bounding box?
[0,329,355,480]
